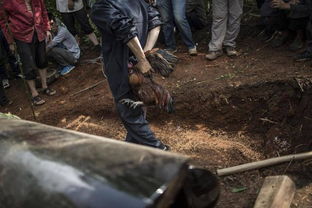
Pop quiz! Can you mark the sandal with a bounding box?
[43,87,56,96]
[32,95,45,106]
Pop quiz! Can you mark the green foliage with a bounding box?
[0,113,20,120]
[45,0,58,17]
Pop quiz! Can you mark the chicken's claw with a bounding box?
[119,99,144,109]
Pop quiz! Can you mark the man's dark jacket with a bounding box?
[91,0,162,100]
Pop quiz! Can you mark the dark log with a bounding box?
[0,118,220,208]
[0,118,188,208]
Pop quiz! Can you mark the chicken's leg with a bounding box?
[119,99,144,109]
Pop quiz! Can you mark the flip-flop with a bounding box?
[43,88,56,96]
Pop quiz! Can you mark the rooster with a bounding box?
[120,67,174,113]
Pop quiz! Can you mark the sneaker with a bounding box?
[60,65,75,76]
[224,46,239,57]
[205,50,223,60]
[2,79,10,89]
[271,31,288,48]
[164,48,177,54]
[294,51,312,62]
[188,47,198,56]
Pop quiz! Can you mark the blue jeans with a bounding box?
[157,0,195,49]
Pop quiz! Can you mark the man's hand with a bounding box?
[136,58,152,74]
[46,31,52,42]
[271,0,291,9]
[9,44,16,53]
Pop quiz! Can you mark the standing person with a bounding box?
[157,0,198,55]
[0,0,56,106]
[206,0,244,60]
[91,0,169,150]
[0,30,10,105]
[0,29,20,89]
[46,14,80,76]
[56,0,101,53]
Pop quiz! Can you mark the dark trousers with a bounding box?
[306,19,312,53]
[47,47,77,67]
[15,33,47,80]
[116,96,163,148]
[0,31,19,79]
[61,8,94,37]
[0,77,8,106]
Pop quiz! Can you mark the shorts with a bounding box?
[15,33,48,80]
[61,8,94,37]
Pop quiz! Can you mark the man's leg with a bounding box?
[61,12,77,37]
[15,39,41,98]
[208,0,228,51]
[223,0,243,48]
[206,0,228,60]
[116,100,166,149]
[157,0,177,50]
[35,38,56,96]
[172,0,195,50]
[0,77,10,106]
[74,9,100,46]
[47,47,77,67]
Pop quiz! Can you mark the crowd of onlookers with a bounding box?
[0,0,312,108]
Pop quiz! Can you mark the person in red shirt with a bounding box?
[0,0,56,105]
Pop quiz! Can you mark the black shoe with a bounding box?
[158,143,171,151]
[289,35,304,51]
[0,98,13,107]
[271,31,288,48]
[294,51,312,62]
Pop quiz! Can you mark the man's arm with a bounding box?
[143,4,162,52]
[91,1,138,44]
[144,26,160,52]
[40,0,52,41]
[46,27,67,50]
[91,0,152,74]
[127,37,152,74]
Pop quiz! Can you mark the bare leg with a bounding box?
[87,33,99,46]
[38,69,48,89]
[27,80,39,97]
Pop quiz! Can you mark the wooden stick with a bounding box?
[70,80,105,97]
[217,151,312,176]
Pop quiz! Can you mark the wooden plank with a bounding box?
[254,175,296,208]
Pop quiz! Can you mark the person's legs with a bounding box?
[223,0,243,49]
[47,47,77,66]
[116,98,166,149]
[171,0,195,49]
[0,31,20,77]
[15,39,40,98]
[208,0,228,52]
[0,77,10,106]
[74,8,99,46]
[157,0,176,50]
[61,12,77,37]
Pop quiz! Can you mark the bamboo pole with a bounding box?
[217,151,312,176]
